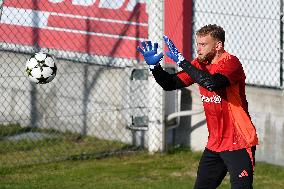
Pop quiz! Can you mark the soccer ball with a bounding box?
[25,52,57,84]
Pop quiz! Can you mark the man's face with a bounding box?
[196,34,219,63]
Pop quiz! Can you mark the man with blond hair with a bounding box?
[137,24,258,189]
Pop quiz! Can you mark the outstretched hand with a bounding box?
[163,35,185,65]
[137,41,163,68]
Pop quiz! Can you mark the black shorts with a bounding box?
[194,146,256,189]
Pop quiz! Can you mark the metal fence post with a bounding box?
[147,0,165,152]
[280,0,283,87]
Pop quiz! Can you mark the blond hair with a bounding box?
[196,24,225,44]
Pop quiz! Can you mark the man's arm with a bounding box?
[179,60,230,92]
[151,65,187,91]
[136,40,188,91]
[163,35,230,92]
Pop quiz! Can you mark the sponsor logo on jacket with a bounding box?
[201,94,221,103]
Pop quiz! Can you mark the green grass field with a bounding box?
[1,124,284,189]
[0,124,130,168]
[1,149,284,189]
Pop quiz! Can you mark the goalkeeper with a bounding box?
[137,24,258,189]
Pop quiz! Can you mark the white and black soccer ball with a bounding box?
[25,52,57,84]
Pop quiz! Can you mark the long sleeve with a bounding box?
[179,60,230,92]
[150,65,187,91]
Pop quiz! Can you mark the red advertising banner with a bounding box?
[0,0,148,59]
[164,0,193,63]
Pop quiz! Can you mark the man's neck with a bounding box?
[211,50,226,64]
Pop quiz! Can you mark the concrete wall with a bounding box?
[188,85,284,166]
[246,86,284,166]
[0,50,155,148]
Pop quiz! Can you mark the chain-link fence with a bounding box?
[0,0,167,168]
[192,0,283,88]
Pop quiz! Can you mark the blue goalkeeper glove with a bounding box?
[137,41,163,69]
[163,35,185,65]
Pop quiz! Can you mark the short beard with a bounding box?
[198,51,216,64]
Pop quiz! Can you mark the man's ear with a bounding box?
[215,41,223,51]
